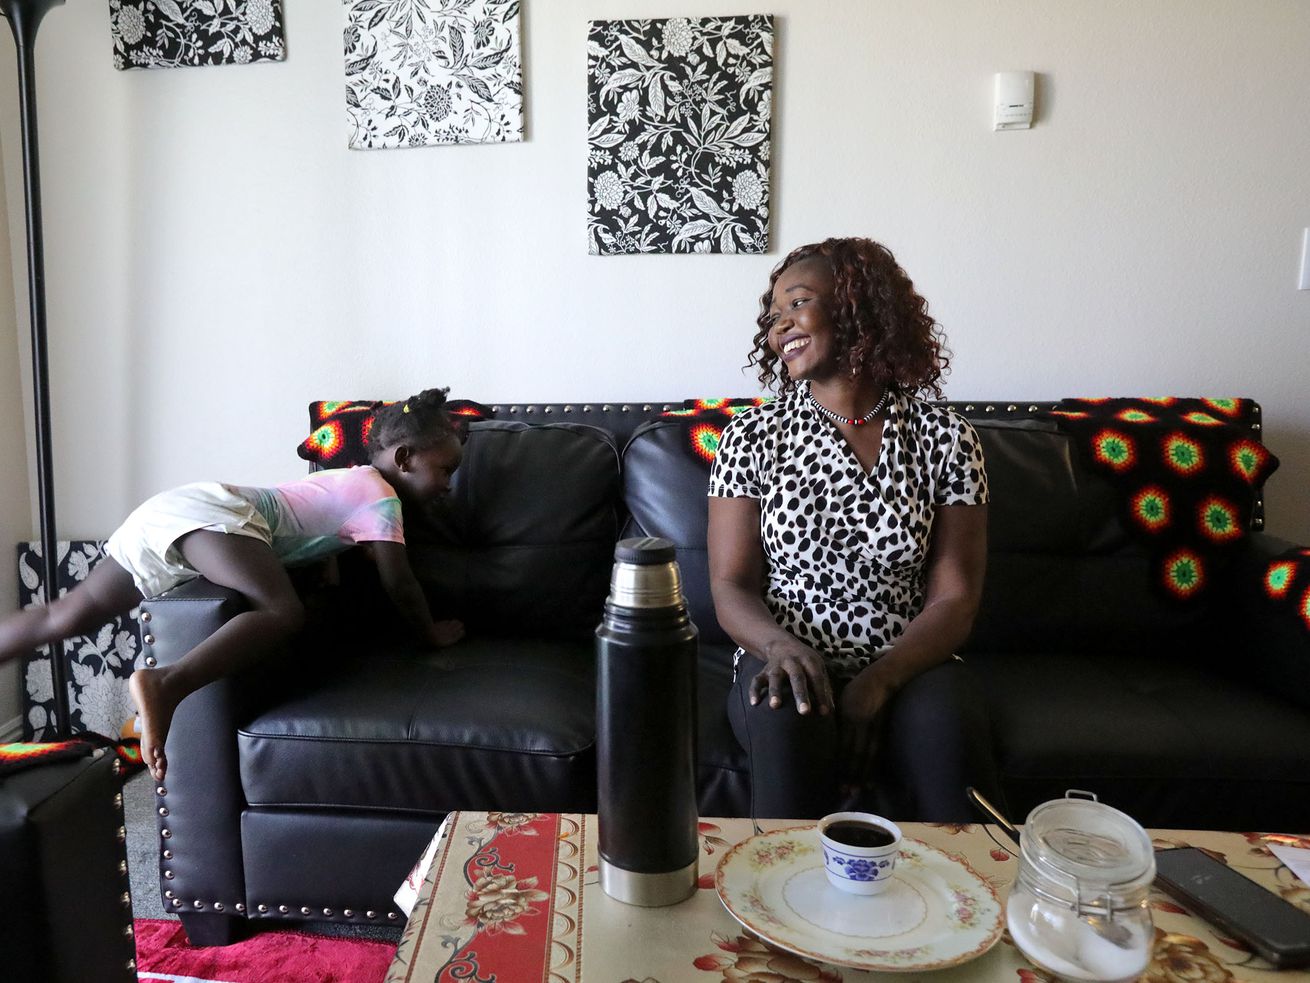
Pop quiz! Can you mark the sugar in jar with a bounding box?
[1007,792,1155,982]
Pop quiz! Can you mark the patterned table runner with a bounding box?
[388,813,1309,982]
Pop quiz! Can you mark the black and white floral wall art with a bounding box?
[587,15,773,255]
[17,542,140,742]
[109,0,286,71]
[345,0,524,150]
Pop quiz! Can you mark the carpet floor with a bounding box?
[124,769,404,948]
[135,917,396,983]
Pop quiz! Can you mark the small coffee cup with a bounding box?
[817,812,902,895]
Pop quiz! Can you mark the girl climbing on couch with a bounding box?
[0,388,466,782]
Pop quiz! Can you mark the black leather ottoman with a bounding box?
[0,750,137,982]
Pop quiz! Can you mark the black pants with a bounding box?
[727,653,1007,822]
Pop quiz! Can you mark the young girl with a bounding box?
[0,388,466,783]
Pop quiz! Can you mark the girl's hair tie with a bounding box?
[402,403,410,414]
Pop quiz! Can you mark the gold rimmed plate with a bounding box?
[714,826,1004,973]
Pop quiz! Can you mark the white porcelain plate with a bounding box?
[715,827,1004,973]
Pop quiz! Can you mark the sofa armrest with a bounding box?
[139,578,250,917]
[1221,532,1310,713]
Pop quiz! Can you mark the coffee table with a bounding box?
[386,812,1309,981]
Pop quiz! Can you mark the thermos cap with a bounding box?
[608,537,683,610]
[614,537,677,565]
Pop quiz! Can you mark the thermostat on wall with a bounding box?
[994,71,1034,130]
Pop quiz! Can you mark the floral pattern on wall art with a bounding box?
[586,15,773,255]
[109,0,286,71]
[345,0,524,150]
[17,542,140,742]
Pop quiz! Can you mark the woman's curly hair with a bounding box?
[748,238,951,397]
[366,387,461,456]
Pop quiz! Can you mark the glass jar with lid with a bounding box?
[1007,791,1156,982]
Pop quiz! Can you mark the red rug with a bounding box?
[135,918,396,983]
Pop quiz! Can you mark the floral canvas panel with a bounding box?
[18,542,141,741]
[587,15,773,255]
[110,0,286,71]
[345,0,524,150]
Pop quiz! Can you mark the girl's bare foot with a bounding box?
[129,668,176,782]
[432,620,465,647]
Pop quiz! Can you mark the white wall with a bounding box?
[0,2,1307,589]
[0,119,28,737]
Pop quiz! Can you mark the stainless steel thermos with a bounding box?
[596,537,699,906]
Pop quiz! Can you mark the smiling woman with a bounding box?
[750,239,950,402]
[706,237,1005,822]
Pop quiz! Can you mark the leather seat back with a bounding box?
[407,420,621,639]
[621,415,1216,657]
[968,419,1213,654]
[622,420,729,645]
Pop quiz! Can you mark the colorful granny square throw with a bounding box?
[660,397,771,468]
[300,398,493,468]
[1045,397,1277,602]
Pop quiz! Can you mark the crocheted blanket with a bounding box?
[0,734,141,778]
[1262,547,1310,632]
[298,398,492,468]
[1044,397,1278,601]
[661,397,771,465]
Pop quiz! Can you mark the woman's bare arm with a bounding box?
[708,496,834,715]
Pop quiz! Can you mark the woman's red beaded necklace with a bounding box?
[805,384,891,427]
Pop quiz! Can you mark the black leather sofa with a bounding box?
[141,400,1310,945]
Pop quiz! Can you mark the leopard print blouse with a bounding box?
[708,384,988,679]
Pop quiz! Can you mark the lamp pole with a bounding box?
[1,0,69,738]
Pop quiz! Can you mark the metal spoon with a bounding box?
[966,786,1021,847]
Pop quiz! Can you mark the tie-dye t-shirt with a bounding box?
[226,465,404,566]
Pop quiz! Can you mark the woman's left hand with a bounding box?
[838,663,901,796]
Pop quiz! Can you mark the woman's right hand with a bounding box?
[709,496,833,716]
[750,638,833,715]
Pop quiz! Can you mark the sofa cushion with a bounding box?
[238,637,598,815]
[968,649,1310,830]
[968,420,1214,653]
[973,420,1116,555]
[407,420,621,639]
[622,419,729,645]
[239,636,750,819]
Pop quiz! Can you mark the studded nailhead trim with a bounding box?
[241,904,399,919]
[148,397,1271,931]
[112,779,134,964]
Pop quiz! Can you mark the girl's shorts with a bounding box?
[104,482,272,597]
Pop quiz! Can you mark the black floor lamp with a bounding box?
[1,0,70,740]
[0,20,139,983]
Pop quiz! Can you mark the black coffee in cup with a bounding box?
[824,820,895,848]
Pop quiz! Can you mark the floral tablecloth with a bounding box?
[387,813,1310,983]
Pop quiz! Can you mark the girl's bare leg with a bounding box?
[0,557,141,665]
[130,531,303,782]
